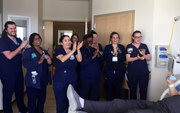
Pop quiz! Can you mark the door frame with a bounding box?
[8,15,31,39]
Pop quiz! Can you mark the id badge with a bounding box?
[112,56,118,62]
[70,54,75,60]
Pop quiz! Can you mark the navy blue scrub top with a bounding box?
[126,43,150,73]
[53,46,78,82]
[22,47,51,89]
[0,37,23,78]
[79,46,101,83]
[103,44,126,72]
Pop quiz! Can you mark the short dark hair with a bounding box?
[2,21,16,37]
[29,33,42,46]
[59,35,70,43]
[90,30,97,35]
[132,30,141,37]
[110,32,120,41]
[83,34,92,40]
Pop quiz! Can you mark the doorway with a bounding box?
[8,15,31,41]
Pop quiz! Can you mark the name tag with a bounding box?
[70,54,75,60]
[31,53,37,58]
[127,48,133,54]
[112,56,118,62]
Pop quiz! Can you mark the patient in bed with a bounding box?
[67,74,180,113]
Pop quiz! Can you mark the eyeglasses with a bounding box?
[34,38,41,41]
[134,36,142,38]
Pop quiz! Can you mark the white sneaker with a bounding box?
[67,84,82,111]
[68,107,87,113]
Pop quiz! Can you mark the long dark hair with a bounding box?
[29,33,42,46]
[2,21,16,37]
[71,33,79,42]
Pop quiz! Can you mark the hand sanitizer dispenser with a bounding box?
[155,45,169,68]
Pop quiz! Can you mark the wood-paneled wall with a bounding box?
[94,11,134,48]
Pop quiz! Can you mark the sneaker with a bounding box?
[67,84,82,111]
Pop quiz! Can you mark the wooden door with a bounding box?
[44,21,53,57]
[94,11,134,48]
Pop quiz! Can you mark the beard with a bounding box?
[7,32,17,37]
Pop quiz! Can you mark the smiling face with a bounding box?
[32,35,42,47]
[85,37,93,47]
[6,24,17,38]
[111,34,119,44]
[72,35,78,43]
[62,36,71,49]
[132,33,142,44]
[93,34,98,44]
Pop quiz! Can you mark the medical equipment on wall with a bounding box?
[168,55,180,75]
[166,16,180,54]
[155,45,169,68]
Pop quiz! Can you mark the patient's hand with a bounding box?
[166,74,175,85]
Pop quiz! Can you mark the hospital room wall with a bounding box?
[92,0,180,101]
[43,0,89,22]
[150,0,180,101]
[3,0,39,34]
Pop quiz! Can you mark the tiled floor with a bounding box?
[12,85,56,113]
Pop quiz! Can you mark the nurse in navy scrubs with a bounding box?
[91,30,104,70]
[103,32,126,100]
[0,21,28,113]
[126,30,151,100]
[22,33,52,113]
[79,34,102,100]
[53,35,83,113]
[71,33,79,44]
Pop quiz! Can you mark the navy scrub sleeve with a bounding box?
[103,44,126,76]
[53,46,78,82]
[126,43,150,74]
[79,46,101,83]
[53,46,78,113]
[0,37,27,113]
[0,37,24,82]
[103,44,126,100]
[126,43,150,100]
[22,47,51,89]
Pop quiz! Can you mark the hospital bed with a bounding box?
[68,79,180,113]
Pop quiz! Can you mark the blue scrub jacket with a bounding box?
[22,47,51,89]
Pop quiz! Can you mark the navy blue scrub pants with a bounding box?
[79,81,99,100]
[1,71,27,113]
[127,72,149,100]
[26,86,47,113]
[83,99,169,113]
[53,81,77,113]
[105,70,124,100]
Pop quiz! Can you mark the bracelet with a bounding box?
[169,84,175,88]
